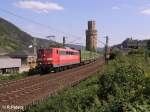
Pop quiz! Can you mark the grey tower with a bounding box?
[86,21,97,51]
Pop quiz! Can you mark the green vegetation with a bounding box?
[147,40,150,57]
[25,72,101,112]
[0,72,28,81]
[109,48,122,60]
[0,17,59,53]
[98,54,150,111]
[128,48,145,56]
[0,18,31,52]
[81,50,101,61]
[25,48,150,112]
[147,40,150,50]
[0,35,23,52]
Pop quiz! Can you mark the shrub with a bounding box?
[128,48,145,56]
[97,57,150,111]
[26,55,150,112]
[109,48,122,60]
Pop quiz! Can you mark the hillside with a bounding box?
[0,17,103,55]
[0,17,56,54]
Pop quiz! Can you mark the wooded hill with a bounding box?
[0,17,57,54]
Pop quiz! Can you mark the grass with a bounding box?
[24,71,102,112]
[25,52,150,112]
[0,72,28,81]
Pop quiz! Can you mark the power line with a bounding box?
[0,8,107,47]
[68,37,84,44]
[0,8,83,40]
[97,40,105,45]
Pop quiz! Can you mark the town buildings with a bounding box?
[114,38,149,50]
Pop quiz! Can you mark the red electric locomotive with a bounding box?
[37,48,81,73]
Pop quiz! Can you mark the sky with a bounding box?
[0,0,150,47]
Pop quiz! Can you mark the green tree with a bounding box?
[147,40,150,50]
[147,40,150,57]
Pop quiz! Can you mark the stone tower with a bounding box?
[86,21,97,51]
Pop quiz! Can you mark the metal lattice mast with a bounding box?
[32,37,37,58]
[63,36,66,47]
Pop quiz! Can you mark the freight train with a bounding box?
[37,47,96,73]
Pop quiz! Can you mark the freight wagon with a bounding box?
[37,47,98,74]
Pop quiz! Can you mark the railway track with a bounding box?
[0,58,105,112]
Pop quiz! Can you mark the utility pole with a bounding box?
[32,37,37,59]
[46,35,56,47]
[63,36,66,47]
[104,36,109,62]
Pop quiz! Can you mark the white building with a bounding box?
[0,58,21,75]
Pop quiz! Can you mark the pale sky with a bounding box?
[0,0,150,47]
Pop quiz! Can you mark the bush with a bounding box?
[97,57,150,111]
[28,67,40,76]
[109,48,122,60]
[26,55,150,112]
[128,48,145,56]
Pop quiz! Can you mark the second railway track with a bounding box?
[0,58,105,112]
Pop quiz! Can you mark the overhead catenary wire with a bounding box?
[97,40,105,46]
[0,8,83,41]
[67,37,84,44]
[0,8,106,47]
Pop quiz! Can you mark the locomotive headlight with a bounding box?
[47,58,53,61]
